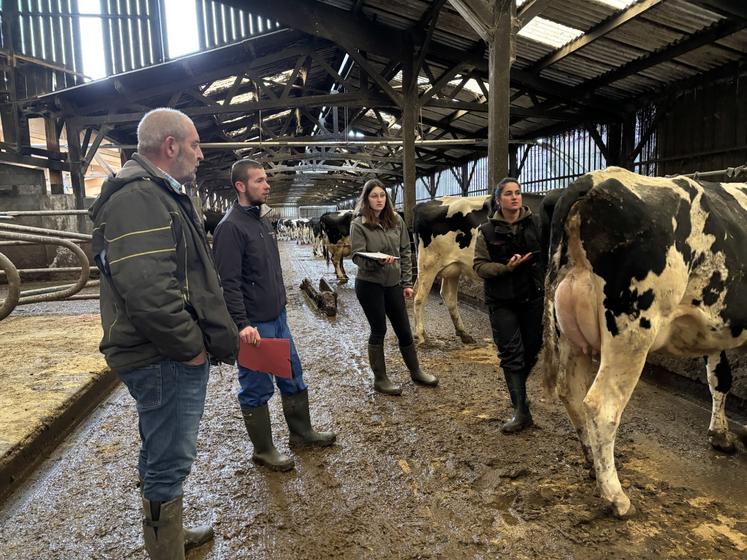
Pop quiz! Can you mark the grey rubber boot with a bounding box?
[501,371,533,434]
[138,480,213,551]
[368,343,402,395]
[281,389,337,448]
[400,343,438,387]
[142,496,185,560]
[241,404,295,471]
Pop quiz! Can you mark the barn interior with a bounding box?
[1,1,747,558]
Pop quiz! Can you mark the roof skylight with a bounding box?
[517,17,584,48]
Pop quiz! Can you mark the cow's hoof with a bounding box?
[338,278,348,285]
[458,332,476,344]
[709,430,737,454]
[611,501,636,519]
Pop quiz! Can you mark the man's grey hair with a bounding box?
[136,108,192,155]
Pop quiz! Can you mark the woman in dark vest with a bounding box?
[473,177,544,433]
[350,178,438,395]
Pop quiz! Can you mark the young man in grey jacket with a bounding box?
[212,159,336,472]
[90,108,238,559]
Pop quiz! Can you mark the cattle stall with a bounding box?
[1,240,746,559]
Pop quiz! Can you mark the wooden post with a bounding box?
[45,117,65,194]
[487,0,514,194]
[401,47,417,229]
[66,123,87,231]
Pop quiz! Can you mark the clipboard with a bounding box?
[238,338,292,379]
[355,251,399,260]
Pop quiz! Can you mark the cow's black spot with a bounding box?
[698,181,747,327]
[673,178,698,202]
[413,197,488,250]
[640,317,651,329]
[605,309,619,336]
[702,270,723,306]
[692,299,701,306]
[712,351,732,393]
[578,178,673,335]
[673,195,693,265]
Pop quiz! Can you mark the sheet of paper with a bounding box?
[355,251,399,260]
[238,338,292,378]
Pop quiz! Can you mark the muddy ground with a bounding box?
[0,241,746,559]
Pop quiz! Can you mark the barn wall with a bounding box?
[0,163,92,275]
[657,77,747,176]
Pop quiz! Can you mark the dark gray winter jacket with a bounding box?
[89,154,238,373]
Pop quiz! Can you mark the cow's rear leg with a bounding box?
[556,344,596,472]
[705,351,736,454]
[413,263,439,345]
[440,269,474,344]
[584,348,648,518]
[333,255,347,284]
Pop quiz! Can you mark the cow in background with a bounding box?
[411,196,490,344]
[320,210,353,283]
[544,167,747,518]
[310,217,324,257]
[204,209,225,236]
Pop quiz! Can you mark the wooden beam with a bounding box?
[530,0,664,71]
[578,18,747,95]
[218,0,405,60]
[487,1,513,190]
[517,0,553,28]
[447,0,493,41]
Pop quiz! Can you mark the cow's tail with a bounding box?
[323,234,330,267]
[542,175,595,394]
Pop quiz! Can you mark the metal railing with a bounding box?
[0,210,98,321]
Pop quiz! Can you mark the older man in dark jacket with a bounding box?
[89,108,238,559]
[213,159,336,472]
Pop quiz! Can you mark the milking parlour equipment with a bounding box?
[0,209,98,321]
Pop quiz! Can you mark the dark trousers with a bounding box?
[355,278,413,346]
[488,295,544,378]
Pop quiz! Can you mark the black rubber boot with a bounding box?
[368,343,402,395]
[142,496,185,560]
[501,371,533,434]
[400,343,438,387]
[139,480,213,551]
[281,389,337,448]
[241,404,295,471]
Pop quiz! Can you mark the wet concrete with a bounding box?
[1,241,746,559]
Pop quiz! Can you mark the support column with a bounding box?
[487,0,514,193]
[401,47,417,229]
[45,117,64,194]
[66,123,88,232]
[621,113,636,170]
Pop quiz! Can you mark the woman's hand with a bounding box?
[507,252,533,271]
[403,287,414,299]
[378,255,397,265]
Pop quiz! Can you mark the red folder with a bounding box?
[238,338,293,379]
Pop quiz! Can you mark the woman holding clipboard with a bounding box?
[350,179,438,395]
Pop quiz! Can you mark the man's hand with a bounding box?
[378,255,397,265]
[240,325,261,346]
[183,349,207,366]
[403,287,414,299]
[507,252,534,271]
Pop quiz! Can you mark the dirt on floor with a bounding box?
[0,241,746,560]
[0,314,106,458]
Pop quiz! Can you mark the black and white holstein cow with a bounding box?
[544,167,747,518]
[320,210,353,283]
[412,195,491,345]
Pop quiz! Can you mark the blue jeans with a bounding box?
[119,358,209,502]
[238,308,308,409]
